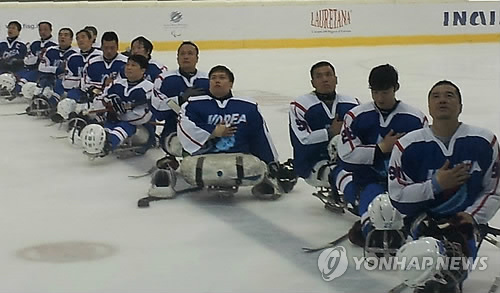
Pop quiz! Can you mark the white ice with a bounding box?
[0,43,499,293]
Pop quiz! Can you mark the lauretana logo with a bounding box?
[310,8,352,30]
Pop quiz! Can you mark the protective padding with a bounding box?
[180,153,267,187]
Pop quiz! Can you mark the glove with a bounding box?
[108,95,132,114]
[55,61,66,77]
[268,159,298,193]
[179,87,205,105]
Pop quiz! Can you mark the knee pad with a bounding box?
[180,153,267,188]
[304,160,333,188]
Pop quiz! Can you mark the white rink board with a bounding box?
[0,1,499,48]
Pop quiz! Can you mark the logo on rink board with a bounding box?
[164,11,188,38]
[317,245,489,281]
[310,8,352,34]
[443,10,500,26]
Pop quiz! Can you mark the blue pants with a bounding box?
[104,121,137,151]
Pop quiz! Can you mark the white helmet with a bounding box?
[0,73,16,92]
[21,82,38,99]
[56,98,77,120]
[396,237,466,289]
[327,134,340,162]
[41,86,54,99]
[80,124,107,155]
[364,192,406,258]
[368,192,404,230]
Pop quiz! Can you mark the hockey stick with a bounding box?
[488,277,500,293]
[128,166,157,179]
[387,282,407,293]
[137,186,203,208]
[302,233,348,253]
[0,111,27,117]
[167,99,181,114]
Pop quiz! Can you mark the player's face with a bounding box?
[76,32,92,51]
[131,41,148,57]
[371,87,397,110]
[102,40,118,60]
[428,84,462,121]
[38,24,51,39]
[209,71,233,98]
[125,59,145,82]
[311,65,337,94]
[58,30,73,49]
[7,24,20,38]
[177,44,198,72]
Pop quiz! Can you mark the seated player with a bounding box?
[148,65,288,199]
[388,80,500,292]
[79,55,154,157]
[289,61,359,211]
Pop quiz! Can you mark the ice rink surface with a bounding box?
[0,43,499,293]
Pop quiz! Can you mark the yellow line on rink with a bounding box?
[120,33,500,52]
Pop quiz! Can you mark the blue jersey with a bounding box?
[289,92,359,178]
[145,59,167,82]
[0,37,27,72]
[24,37,57,70]
[338,101,427,186]
[389,124,500,224]
[38,46,77,76]
[152,69,209,117]
[94,78,153,125]
[63,48,102,90]
[82,53,127,91]
[178,94,278,164]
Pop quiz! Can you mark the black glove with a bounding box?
[267,159,298,193]
[179,87,205,105]
[106,94,131,114]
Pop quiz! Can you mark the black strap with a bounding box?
[195,156,205,187]
[236,156,244,185]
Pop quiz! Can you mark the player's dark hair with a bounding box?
[428,80,462,104]
[131,36,153,57]
[76,29,92,40]
[59,27,74,38]
[38,21,52,30]
[369,64,399,91]
[128,54,149,70]
[310,61,335,79]
[84,26,98,36]
[209,65,234,83]
[101,31,119,45]
[177,41,199,56]
[8,21,21,31]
